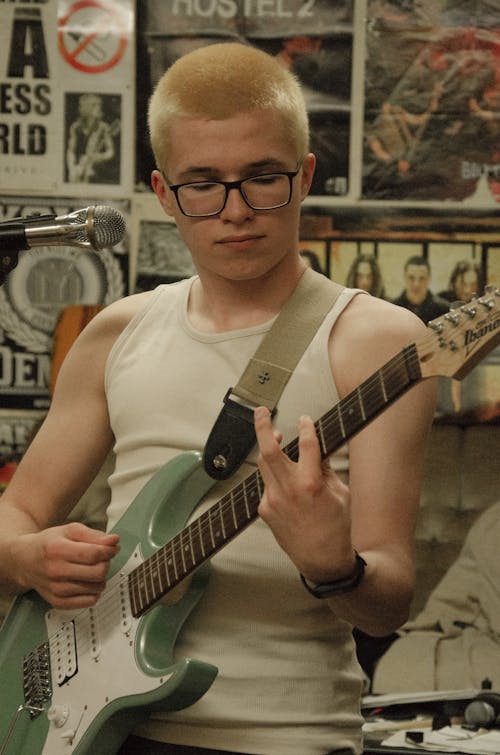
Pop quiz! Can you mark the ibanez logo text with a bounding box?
[464,314,500,353]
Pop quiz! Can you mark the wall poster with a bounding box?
[135,0,354,197]
[363,0,500,203]
[0,0,135,197]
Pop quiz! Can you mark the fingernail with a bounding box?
[254,406,269,419]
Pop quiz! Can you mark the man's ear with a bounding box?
[299,153,316,200]
[151,169,175,216]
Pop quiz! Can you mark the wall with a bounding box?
[0,0,499,460]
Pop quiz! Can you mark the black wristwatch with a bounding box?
[300,552,366,598]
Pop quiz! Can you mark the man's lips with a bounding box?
[217,234,264,248]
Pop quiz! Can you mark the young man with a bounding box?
[0,44,436,755]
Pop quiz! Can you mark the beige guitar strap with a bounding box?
[203,267,344,480]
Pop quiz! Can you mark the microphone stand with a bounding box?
[0,215,54,285]
[0,225,28,285]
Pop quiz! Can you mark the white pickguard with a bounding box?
[41,548,173,754]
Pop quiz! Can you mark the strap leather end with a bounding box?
[203,391,258,480]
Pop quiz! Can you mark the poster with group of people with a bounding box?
[0,0,499,468]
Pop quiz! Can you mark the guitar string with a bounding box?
[40,337,430,661]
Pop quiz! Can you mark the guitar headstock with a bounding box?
[417,286,500,380]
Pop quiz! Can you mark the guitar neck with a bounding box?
[128,343,422,617]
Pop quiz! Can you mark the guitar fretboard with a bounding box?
[128,343,421,617]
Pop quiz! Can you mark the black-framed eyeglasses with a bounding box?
[166,165,301,217]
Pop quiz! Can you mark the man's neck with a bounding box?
[188,259,307,333]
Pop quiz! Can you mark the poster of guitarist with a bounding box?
[65,93,121,185]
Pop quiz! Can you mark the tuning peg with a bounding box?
[478,293,495,310]
[428,319,444,333]
[461,303,478,318]
[444,310,461,325]
[455,298,479,318]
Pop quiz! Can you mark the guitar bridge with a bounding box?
[23,641,52,718]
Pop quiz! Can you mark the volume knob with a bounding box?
[47,703,69,728]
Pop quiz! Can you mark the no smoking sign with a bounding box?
[58,0,129,74]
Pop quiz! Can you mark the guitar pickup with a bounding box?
[46,616,78,686]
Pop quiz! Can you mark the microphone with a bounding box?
[0,205,126,253]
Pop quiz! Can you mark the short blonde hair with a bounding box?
[148,42,309,172]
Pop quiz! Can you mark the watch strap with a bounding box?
[300,552,366,598]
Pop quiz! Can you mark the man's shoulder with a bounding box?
[335,295,425,353]
[426,291,450,314]
[102,280,189,331]
[84,291,156,341]
[391,291,407,306]
[330,294,428,388]
[342,291,424,333]
[104,290,155,319]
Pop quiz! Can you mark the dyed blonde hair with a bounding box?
[148,42,309,172]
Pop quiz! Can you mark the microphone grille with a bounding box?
[88,205,127,249]
[68,205,126,249]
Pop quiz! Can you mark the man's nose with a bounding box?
[220,186,254,220]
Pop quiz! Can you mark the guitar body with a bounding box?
[0,451,218,755]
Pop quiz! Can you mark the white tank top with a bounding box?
[105,277,365,755]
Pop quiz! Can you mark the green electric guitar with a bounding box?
[1,288,499,755]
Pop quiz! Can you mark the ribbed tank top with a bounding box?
[105,278,364,755]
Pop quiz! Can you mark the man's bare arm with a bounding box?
[0,295,148,607]
[256,296,436,636]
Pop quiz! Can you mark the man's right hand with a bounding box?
[14,523,120,609]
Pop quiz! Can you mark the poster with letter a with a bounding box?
[0,0,135,197]
[0,1,60,192]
